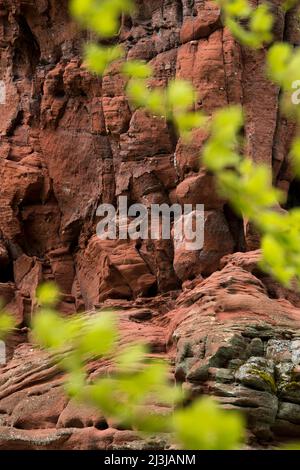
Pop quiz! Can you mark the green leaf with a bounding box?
[267,43,292,83]
[116,343,148,371]
[36,282,59,307]
[84,43,124,76]
[126,79,150,106]
[250,4,273,35]
[122,61,152,79]
[0,313,15,339]
[203,141,240,171]
[70,0,135,37]
[290,138,300,177]
[32,309,68,350]
[167,80,196,110]
[202,106,243,171]
[78,311,118,357]
[175,112,207,138]
[88,379,123,417]
[260,234,294,285]
[70,0,93,18]
[173,397,245,450]
[146,89,166,115]
[223,0,252,17]
[65,370,86,397]
[212,105,243,141]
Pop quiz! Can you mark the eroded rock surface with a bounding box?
[1,0,300,449]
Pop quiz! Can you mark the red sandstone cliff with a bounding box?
[1,0,300,449]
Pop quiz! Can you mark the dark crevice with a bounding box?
[167,120,179,153]
[175,0,184,25]
[182,0,195,17]
[0,252,14,283]
[13,15,41,79]
[223,204,246,253]
[285,179,300,210]
[6,110,23,137]
[94,420,109,430]
[122,14,133,31]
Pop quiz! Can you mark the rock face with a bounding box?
[0,0,300,449]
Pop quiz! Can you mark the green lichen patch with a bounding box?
[248,367,277,394]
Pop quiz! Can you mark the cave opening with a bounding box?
[0,260,14,283]
[286,179,300,209]
[0,242,14,283]
[223,204,246,252]
[13,15,41,80]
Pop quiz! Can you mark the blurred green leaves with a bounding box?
[32,282,244,447]
[33,284,118,360]
[60,0,300,448]
[219,1,274,48]
[222,0,251,17]
[203,106,242,171]
[70,0,135,37]
[0,311,15,340]
[67,0,300,345]
[259,209,300,286]
[70,1,208,137]
[36,281,59,307]
[290,137,300,178]
[173,397,245,450]
[267,42,300,121]
[78,313,118,357]
[87,358,182,432]
[32,289,184,436]
[126,77,207,138]
[267,42,293,84]
[201,103,300,287]
[84,43,124,75]
[218,160,282,217]
[33,308,69,350]
[167,80,196,111]
[122,61,152,79]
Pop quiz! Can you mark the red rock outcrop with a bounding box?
[1,0,300,449]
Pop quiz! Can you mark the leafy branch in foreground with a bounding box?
[202,105,300,286]
[217,0,274,48]
[32,283,245,449]
[25,0,299,450]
